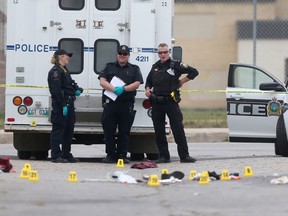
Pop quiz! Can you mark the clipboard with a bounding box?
[104,76,125,101]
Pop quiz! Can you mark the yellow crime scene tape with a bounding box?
[0,84,48,89]
[0,83,287,94]
[180,89,287,94]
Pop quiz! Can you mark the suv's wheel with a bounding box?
[274,142,280,155]
[276,114,288,156]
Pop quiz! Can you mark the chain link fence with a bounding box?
[174,0,288,109]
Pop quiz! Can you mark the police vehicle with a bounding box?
[5,0,180,160]
[226,63,288,156]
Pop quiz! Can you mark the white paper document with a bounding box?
[104,76,126,101]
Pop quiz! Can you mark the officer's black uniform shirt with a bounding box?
[48,64,75,107]
[99,61,143,102]
[145,58,199,96]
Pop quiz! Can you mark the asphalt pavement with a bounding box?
[0,128,229,144]
[1,142,288,216]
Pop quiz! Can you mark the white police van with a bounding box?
[5,0,180,160]
[226,63,288,156]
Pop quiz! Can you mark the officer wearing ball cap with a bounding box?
[98,45,143,164]
[119,45,129,52]
[47,49,82,163]
[53,49,73,57]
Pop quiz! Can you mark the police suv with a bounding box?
[226,63,288,156]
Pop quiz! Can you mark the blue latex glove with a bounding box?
[75,90,81,96]
[113,86,125,96]
[63,106,68,116]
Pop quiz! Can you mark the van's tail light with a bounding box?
[18,105,28,115]
[12,96,31,115]
[23,96,33,106]
[7,118,15,122]
[142,99,151,109]
[13,96,22,106]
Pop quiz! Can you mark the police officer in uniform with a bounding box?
[99,45,143,164]
[145,43,199,163]
[47,49,83,163]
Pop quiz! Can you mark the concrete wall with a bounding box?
[275,0,288,20]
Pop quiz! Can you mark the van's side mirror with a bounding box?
[172,46,182,62]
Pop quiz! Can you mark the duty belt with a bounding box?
[150,94,172,103]
[104,97,135,104]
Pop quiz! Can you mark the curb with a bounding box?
[0,131,13,144]
[0,128,229,144]
[167,128,229,143]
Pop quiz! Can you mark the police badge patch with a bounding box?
[180,62,188,68]
[53,71,59,78]
[267,97,281,116]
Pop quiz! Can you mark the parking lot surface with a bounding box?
[1,142,288,216]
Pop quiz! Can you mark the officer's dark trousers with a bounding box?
[151,101,189,160]
[50,100,76,159]
[101,101,134,159]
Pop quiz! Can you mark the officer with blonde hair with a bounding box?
[48,49,83,163]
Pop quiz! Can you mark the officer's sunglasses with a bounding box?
[118,52,129,56]
[158,51,169,55]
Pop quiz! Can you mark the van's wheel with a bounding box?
[33,151,49,160]
[18,151,32,160]
[276,114,288,156]
[130,153,145,161]
[146,153,159,160]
